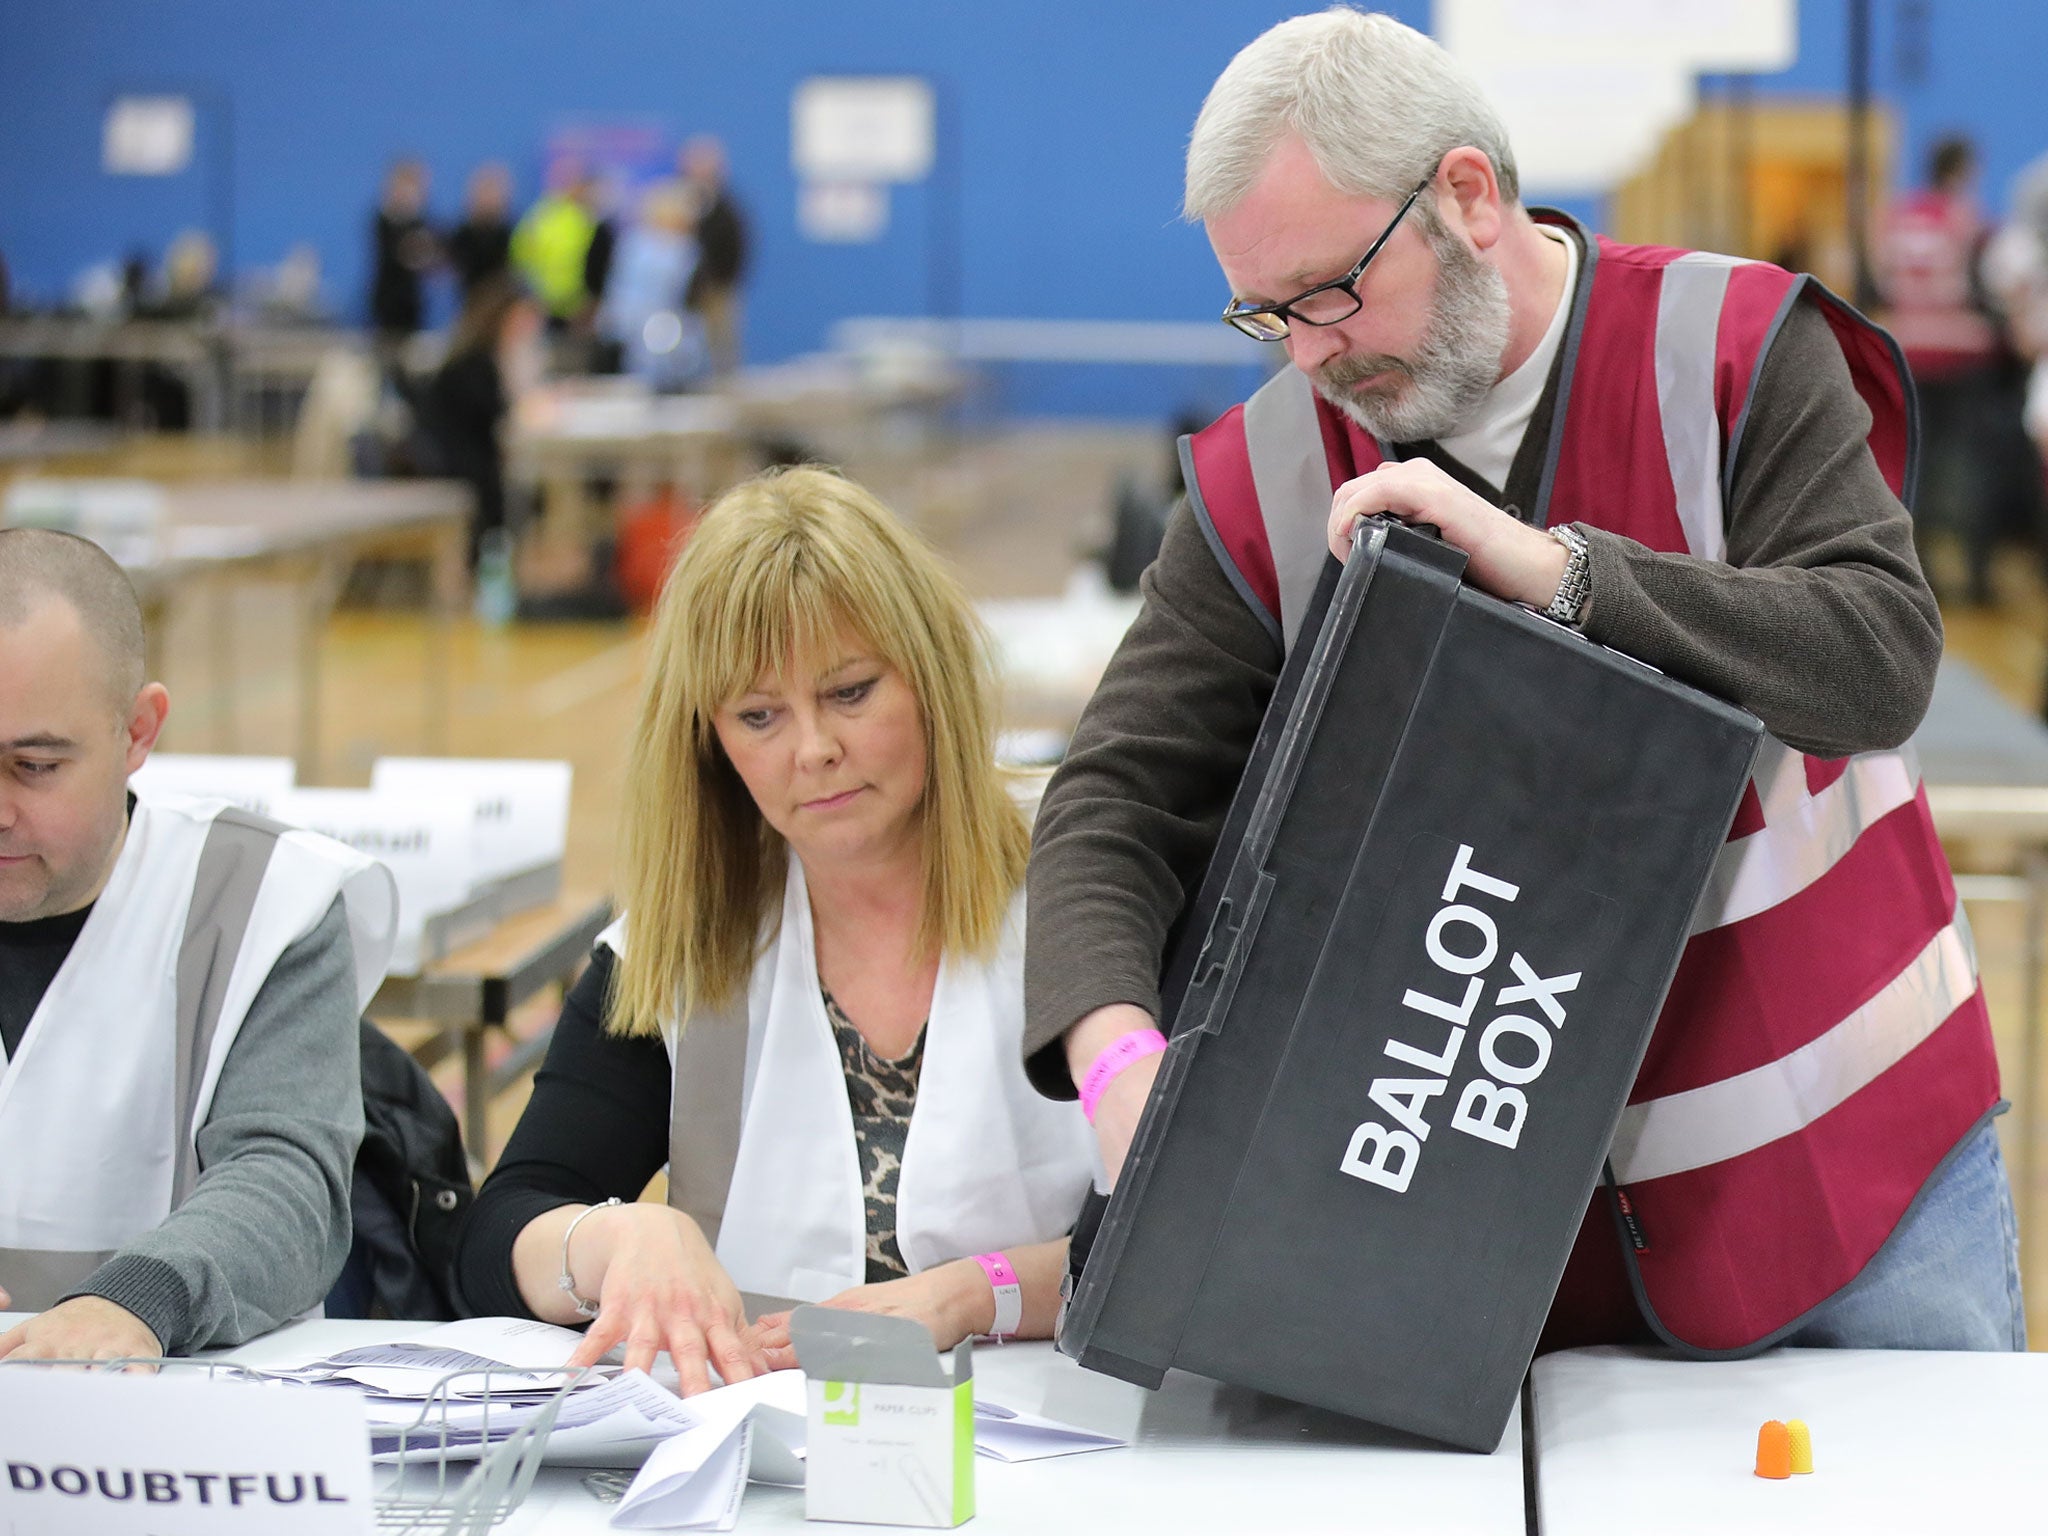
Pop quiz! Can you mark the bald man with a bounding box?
[0,529,398,1361]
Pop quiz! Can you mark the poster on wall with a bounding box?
[792,76,934,183]
[102,95,194,175]
[790,76,933,246]
[799,179,889,243]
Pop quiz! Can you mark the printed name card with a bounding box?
[0,1368,373,1534]
[131,756,298,819]
[271,788,479,976]
[369,758,572,887]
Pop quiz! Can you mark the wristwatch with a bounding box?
[1544,524,1592,626]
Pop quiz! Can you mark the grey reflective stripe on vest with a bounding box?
[0,1245,116,1311]
[171,810,283,1204]
[1243,367,1345,653]
[1655,253,1741,562]
[666,999,749,1246]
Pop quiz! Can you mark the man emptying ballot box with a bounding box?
[1025,7,2022,1358]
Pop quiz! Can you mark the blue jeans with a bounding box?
[1782,1119,2027,1351]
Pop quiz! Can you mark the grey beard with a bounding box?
[1312,232,1511,443]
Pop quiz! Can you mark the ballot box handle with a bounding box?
[1184,869,1277,1039]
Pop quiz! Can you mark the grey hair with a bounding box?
[1184,7,1519,223]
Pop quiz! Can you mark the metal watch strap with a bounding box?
[559,1197,622,1319]
[1544,524,1591,625]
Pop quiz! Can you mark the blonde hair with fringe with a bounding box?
[608,466,1029,1038]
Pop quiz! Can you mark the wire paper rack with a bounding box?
[0,1355,591,1534]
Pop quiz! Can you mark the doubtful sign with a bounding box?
[0,1368,373,1535]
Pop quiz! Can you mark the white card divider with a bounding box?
[132,753,298,819]
[370,759,573,890]
[272,788,480,977]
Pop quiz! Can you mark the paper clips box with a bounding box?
[791,1307,974,1527]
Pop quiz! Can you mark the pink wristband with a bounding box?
[1079,1028,1168,1124]
[973,1252,1023,1338]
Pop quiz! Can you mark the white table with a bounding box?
[204,1320,1529,1534]
[497,1341,1525,1534]
[1532,1345,2048,1534]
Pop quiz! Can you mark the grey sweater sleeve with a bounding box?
[1022,506,1283,1091]
[1576,297,1944,755]
[69,896,363,1352]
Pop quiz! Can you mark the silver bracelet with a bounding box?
[558,1197,622,1320]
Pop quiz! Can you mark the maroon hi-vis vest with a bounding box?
[1181,216,2002,1356]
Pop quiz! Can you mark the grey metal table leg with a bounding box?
[464,1026,490,1163]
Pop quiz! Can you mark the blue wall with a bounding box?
[4,3,2045,420]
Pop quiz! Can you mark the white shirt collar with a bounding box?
[1434,224,1579,494]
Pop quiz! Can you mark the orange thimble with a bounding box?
[1754,1419,1792,1479]
[1786,1419,1813,1475]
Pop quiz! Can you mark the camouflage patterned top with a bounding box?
[824,988,928,1283]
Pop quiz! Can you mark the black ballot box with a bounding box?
[1056,518,1765,1452]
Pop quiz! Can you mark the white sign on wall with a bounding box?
[102,96,196,176]
[792,76,935,183]
[799,179,891,243]
[0,1368,373,1535]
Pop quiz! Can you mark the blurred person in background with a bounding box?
[582,173,622,353]
[1986,152,2048,477]
[447,163,516,302]
[368,159,438,361]
[407,274,542,571]
[600,182,704,390]
[681,137,750,377]
[132,232,222,429]
[257,244,328,324]
[512,161,599,335]
[1876,136,2036,604]
[1982,151,2048,719]
[139,231,221,321]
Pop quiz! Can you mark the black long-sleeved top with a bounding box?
[446,216,512,299]
[369,210,434,335]
[455,947,670,1318]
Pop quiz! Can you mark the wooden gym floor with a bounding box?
[133,429,2048,1349]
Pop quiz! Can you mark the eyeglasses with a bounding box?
[1219,175,1435,342]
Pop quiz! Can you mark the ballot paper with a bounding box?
[266,1317,606,1389]
[609,1372,810,1531]
[255,1320,686,1465]
[371,1370,696,1464]
[971,1400,1126,1462]
[607,1372,1125,1530]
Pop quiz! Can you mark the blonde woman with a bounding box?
[455,468,1095,1391]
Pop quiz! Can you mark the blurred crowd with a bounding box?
[369,135,750,388]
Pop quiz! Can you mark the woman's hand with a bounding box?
[516,1201,766,1393]
[749,1262,992,1371]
